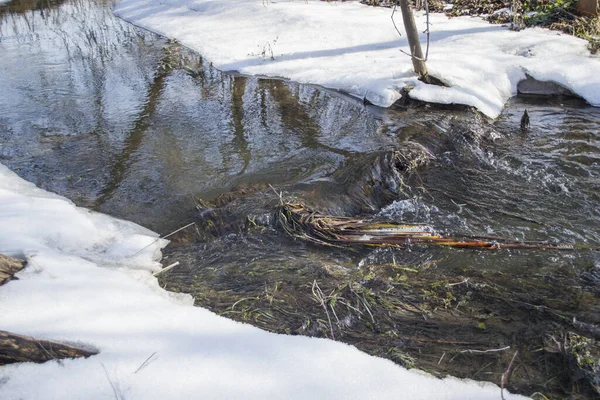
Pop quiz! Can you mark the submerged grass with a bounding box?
[161,247,600,398]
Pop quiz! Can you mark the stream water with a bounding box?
[1,0,600,398]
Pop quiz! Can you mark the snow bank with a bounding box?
[113,0,599,118]
[0,163,528,399]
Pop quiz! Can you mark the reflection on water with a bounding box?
[2,0,600,396]
[0,0,386,229]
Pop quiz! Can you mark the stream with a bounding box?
[1,0,600,398]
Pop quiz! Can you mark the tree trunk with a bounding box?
[399,0,428,79]
[0,330,98,365]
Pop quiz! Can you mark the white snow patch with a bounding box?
[0,163,530,399]
[113,0,600,118]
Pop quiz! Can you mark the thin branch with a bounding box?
[391,5,403,37]
[394,2,430,62]
[399,48,426,61]
[501,350,519,400]
[134,352,157,374]
[312,280,335,339]
[130,222,196,258]
[26,256,57,278]
[101,363,123,400]
[438,352,446,365]
[424,0,430,60]
[447,278,469,287]
[152,261,180,277]
[460,346,511,354]
[268,184,284,205]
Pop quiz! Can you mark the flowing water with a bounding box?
[1,0,600,397]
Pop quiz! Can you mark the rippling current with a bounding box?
[2,0,600,397]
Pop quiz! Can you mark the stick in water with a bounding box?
[153,262,180,277]
[501,350,519,400]
[130,222,196,258]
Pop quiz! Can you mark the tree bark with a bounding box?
[399,0,428,79]
[0,330,98,366]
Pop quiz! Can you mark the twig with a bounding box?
[393,3,430,62]
[230,296,258,310]
[399,48,426,61]
[391,5,403,38]
[447,278,469,287]
[473,361,495,378]
[26,256,57,278]
[358,293,375,324]
[501,350,519,400]
[152,261,180,277]
[101,363,123,400]
[134,352,157,374]
[438,352,446,365]
[130,222,196,258]
[529,393,550,400]
[339,300,363,315]
[268,184,284,206]
[424,0,430,60]
[312,280,335,339]
[460,346,510,354]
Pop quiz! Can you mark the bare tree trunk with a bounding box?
[399,0,428,79]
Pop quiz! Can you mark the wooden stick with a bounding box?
[461,346,510,354]
[501,350,519,400]
[0,330,97,365]
[130,222,196,258]
[153,262,180,277]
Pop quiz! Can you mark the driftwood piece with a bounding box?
[0,330,98,365]
[0,254,25,286]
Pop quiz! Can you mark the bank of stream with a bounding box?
[1,0,600,398]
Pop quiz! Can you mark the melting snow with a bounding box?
[113,0,600,118]
[0,164,530,399]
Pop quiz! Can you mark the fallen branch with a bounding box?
[0,330,97,365]
[277,202,599,251]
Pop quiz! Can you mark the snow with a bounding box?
[0,165,529,399]
[113,0,600,118]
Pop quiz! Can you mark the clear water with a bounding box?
[2,0,600,396]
